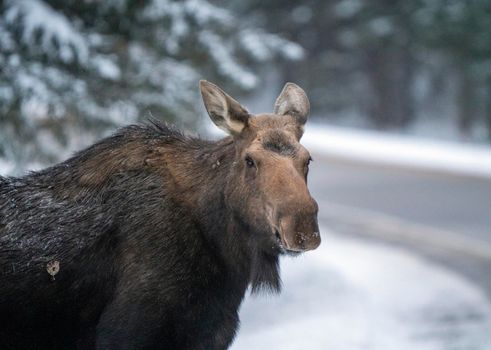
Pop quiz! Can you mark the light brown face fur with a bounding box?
[236,114,319,252]
[201,81,320,253]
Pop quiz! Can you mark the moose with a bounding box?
[0,81,320,349]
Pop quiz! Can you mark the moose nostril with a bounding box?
[274,229,281,242]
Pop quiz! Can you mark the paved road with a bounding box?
[309,155,491,241]
[308,154,491,297]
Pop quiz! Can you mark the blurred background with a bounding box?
[1,0,491,349]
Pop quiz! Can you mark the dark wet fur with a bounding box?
[0,120,280,350]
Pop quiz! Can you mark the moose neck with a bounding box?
[162,136,235,214]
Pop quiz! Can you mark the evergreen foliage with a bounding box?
[0,0,302,169]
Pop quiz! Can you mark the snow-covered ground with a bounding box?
[303,124,491,179]
[233,230,491,350]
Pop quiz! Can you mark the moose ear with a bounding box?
[273,82,310,128]
[200,80,250,135]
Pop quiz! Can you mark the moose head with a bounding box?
[200,81,320,255]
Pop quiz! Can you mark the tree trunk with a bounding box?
[365,46,393,129]
[364,45,415,130]
[397,45,415,128]
[457,63,477,139]
[486,78,491,141]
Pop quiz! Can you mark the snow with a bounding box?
[141,0,232,26]
[233,230,491,350]
[91,55,121,81]
[302,124,491,179]
[367,17,393,37]
[334,0,363,18]
[0,159,14,175]
[239,30,304,62]
[199,31,258,89]
[240,30,274,61]
[5,0,89,64]
[184,0,232,26]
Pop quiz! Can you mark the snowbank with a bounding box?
[233,230,491,350]
[303,124,491,179]
[0,159,14,175]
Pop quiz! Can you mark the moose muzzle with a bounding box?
[277,204,320,252]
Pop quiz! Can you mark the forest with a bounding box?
[1,0,490,170]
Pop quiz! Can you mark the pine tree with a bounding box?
[0,0,303,172]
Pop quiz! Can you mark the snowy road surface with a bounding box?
[232,230,491,350]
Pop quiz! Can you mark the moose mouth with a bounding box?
[274,228,302,256]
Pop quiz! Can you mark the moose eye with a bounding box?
[245,156,255,168]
